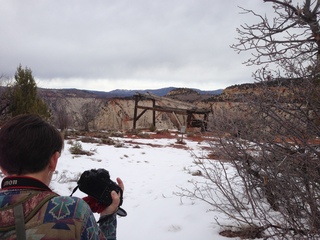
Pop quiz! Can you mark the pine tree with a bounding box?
[9,65,51,119]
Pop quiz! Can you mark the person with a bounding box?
[0,114,124,240]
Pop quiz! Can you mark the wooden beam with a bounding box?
[133,95,139,129]
[136,109,148,121]
[132,92,211,131]
[136,105,189,115]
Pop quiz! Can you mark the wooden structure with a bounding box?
[133,92,211,131]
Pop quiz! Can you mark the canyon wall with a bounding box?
[41,81,297,131]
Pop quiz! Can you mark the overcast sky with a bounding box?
[0,0,271,91]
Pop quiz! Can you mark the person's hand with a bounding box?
[100,177,124,216]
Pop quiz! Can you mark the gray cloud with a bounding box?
[0,0,268,91]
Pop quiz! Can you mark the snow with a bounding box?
[1,134,237,240]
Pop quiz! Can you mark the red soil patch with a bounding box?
[123,131,214,150]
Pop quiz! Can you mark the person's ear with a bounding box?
[48,151,60,172]
[0,166,8,176]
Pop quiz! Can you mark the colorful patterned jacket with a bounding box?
[0,177,117,240]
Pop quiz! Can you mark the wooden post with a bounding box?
[152,99,156,128]
[133,95,139,129]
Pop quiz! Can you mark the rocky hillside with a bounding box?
[37,79,300,131]
[207,78,304,102]
[38,87,219,131]
[165,88,216,102]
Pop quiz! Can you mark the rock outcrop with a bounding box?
[38,79,300,131]
[39,88,214,131]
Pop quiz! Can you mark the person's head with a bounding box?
[0,114,64,175]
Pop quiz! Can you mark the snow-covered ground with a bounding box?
[2,133,236,240]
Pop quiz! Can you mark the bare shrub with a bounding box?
[110,131,124,138]
[55,99,70,131]
[80,136,101,144]
[114,141,125,148]
[177,0,320,238]
[69,141,93,156]
[78,100,102,131]
[101,137,116,145]
[137,132,150,138]
[178,79,320,239]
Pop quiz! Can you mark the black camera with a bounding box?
[77,168,123,207]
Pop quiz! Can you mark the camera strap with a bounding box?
[1,176,52,191]
[70,185,79,197]
[116,207,127,217]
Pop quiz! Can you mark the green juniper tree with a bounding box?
[9,65,50,119]
[0,75,11,119]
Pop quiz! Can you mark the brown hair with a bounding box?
[0,114,64,175]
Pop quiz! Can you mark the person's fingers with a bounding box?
[116,177,124,191]
[100,191,120,216]
[111,190,120,203]
[108,190,120,212]
[98,177,124,217]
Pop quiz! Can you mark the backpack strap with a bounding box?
[0,191,58,232]
[14,204,26,240]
